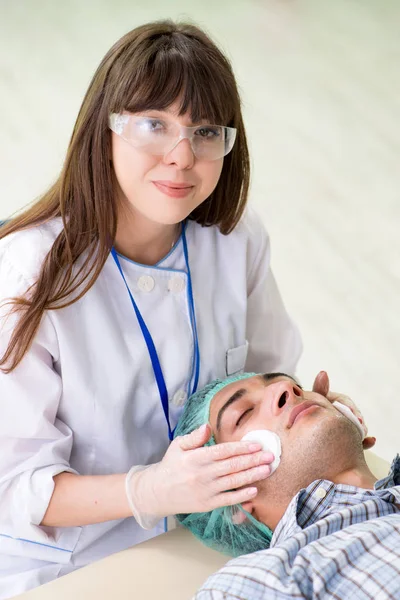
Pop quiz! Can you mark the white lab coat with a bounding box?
[0,208,301,597]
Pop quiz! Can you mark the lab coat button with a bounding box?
[315,487,327,499]
[138,275,155,292]
[172,390,187,407]
[168,275,185,293]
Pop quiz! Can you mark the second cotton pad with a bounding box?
[241,430,282,474]
[332,401,365,440]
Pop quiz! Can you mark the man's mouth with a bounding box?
[288,402,320,428]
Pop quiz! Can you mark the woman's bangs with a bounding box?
[119,46,236,125]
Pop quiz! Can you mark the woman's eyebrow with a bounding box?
[132,109,209,126]
[216,388,248,432]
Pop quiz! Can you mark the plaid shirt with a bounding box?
[195,455,400,600]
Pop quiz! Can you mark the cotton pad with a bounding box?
[332,401,365,440]
[241,430,282,474]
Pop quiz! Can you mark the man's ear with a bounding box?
[232,500,256,525]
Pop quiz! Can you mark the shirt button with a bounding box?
[138,275,155,292]
[315,487,327,499]
[168,275,185,293]
[172,390,187,407]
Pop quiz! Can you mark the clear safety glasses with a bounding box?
[109,113,237,161]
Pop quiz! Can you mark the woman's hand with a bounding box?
[125,424,274,528]
[312,371,375,450]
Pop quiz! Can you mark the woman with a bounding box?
[0,21,302,596]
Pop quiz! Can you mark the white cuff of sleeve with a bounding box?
[8,465,80,544]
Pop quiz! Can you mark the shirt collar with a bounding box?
[374,453,400,489]
[271,453,400,547]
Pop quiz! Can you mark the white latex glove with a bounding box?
[312,371,375,449]
[125,423,273,529]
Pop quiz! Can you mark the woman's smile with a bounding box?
[152,180,195,198]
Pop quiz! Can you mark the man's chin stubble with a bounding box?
[258,417,364,502]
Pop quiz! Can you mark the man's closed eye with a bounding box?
[236,408,253,427]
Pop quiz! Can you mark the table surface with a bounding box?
[14,451,390,600]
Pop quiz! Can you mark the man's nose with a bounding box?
[163,136,195,169]
[269,381,303,416]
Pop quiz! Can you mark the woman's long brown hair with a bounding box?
[0,20,250,373]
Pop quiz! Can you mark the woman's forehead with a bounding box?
[115,52,234,125]
[123,93,223,124]
[131,102,210,125]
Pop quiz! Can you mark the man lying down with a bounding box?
[174,371,400,600]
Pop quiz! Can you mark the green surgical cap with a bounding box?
[174,372,256,445]
[174,372,273,557]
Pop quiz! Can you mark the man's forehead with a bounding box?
[211,373,296,410]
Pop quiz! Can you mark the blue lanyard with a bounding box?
[111,222,200,441]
